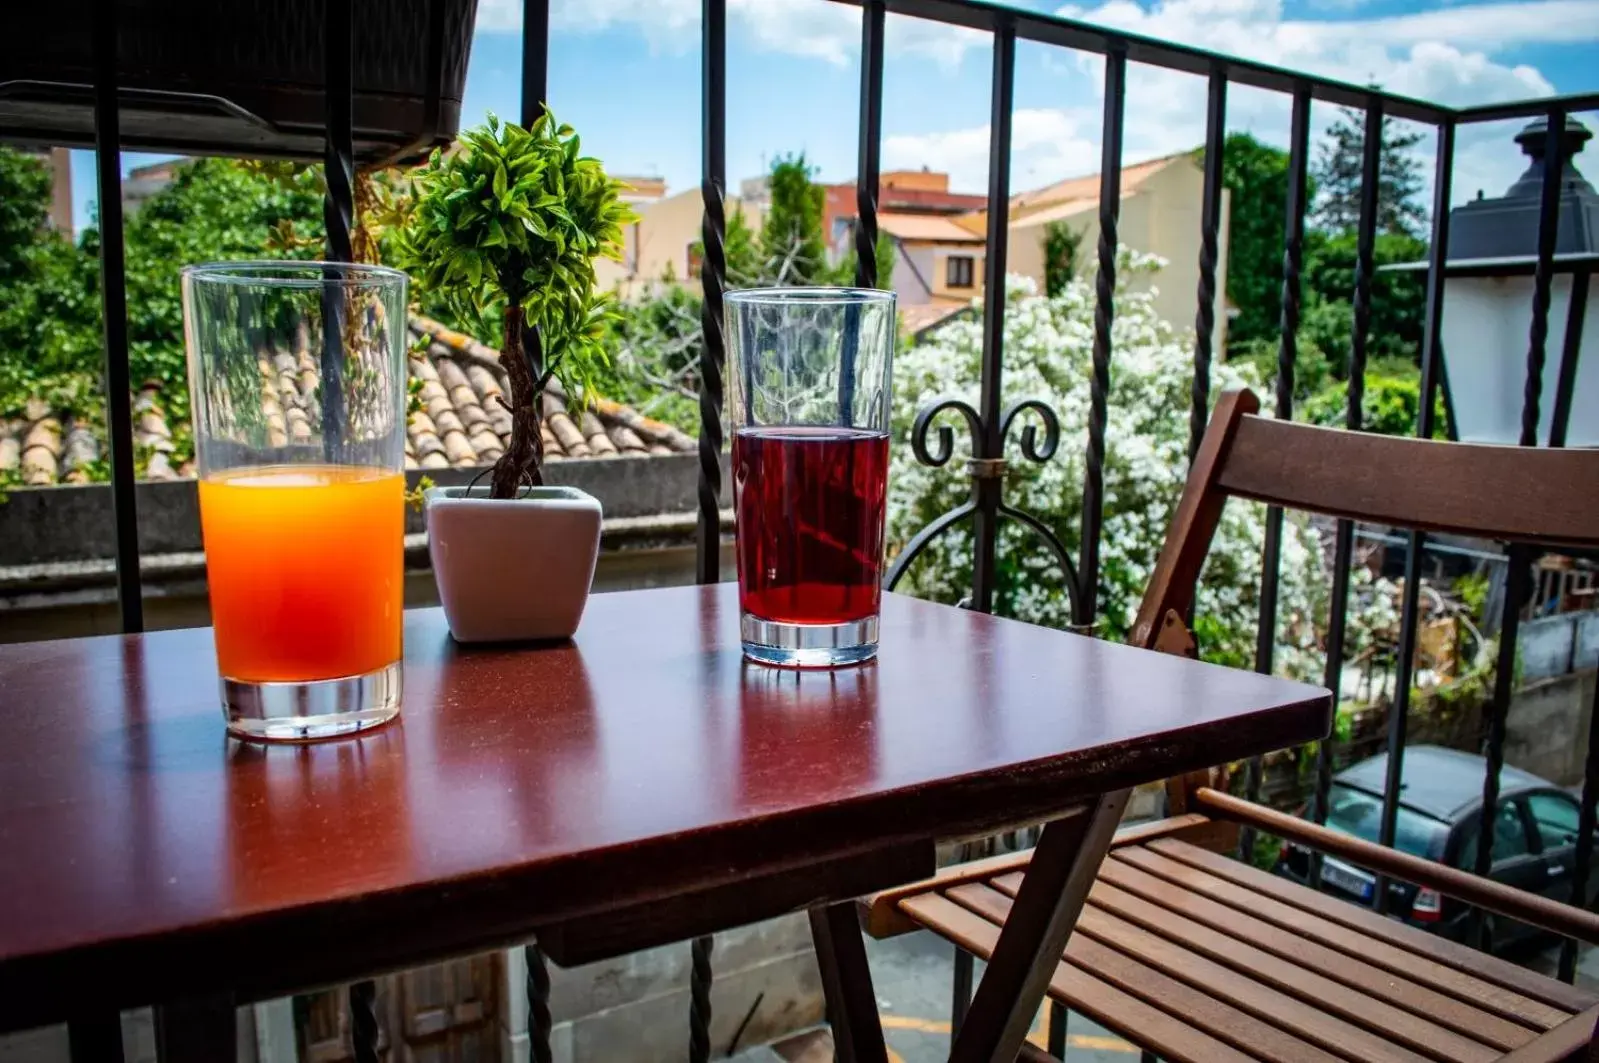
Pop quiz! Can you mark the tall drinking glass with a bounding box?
[183,262,408,740]
[726,288,895,667]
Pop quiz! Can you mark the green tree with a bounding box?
[398,112,634,496]
[757,154,831,285]
[1207,133,1312,350]
[1299,229,1429,368]
[1042,220,1082,297]
[1311,106,1427,238]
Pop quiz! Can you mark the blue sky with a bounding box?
[72,0,1599,232]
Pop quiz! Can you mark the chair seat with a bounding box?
[888,829,1599,1063]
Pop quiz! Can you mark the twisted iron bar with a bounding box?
[1189,67,1226,465]
[349,980,379,1063]
[1079,47,1126,628]
[696,180,727,585]
[886,396,1076,615]
[525,944,554,1063]
[689,935,714,1063]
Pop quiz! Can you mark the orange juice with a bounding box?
[198,465,404,683]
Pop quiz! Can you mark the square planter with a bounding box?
[425,485,602,643]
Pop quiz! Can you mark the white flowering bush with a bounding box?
[890,251,1346,680]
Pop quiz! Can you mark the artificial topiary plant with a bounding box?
[398,112,634,498]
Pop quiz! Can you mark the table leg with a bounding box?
[154,994,235,1063]
[67,1013,123,1063]
[947,789,1130,1063]
[808,901,888,1063]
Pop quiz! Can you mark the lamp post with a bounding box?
[1395,117,1599,446]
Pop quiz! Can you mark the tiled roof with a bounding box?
[900,301,973,339]
[877,212,987,244]
[0,316,696,486]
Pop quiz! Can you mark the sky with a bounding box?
[70,0,1599,234]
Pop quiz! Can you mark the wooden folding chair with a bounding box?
[863,388,1599,1063]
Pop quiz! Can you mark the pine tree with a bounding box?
[1311,106,1426,238]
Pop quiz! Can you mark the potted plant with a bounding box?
[398,112,634,642]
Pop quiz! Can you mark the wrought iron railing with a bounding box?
[63,0,1599,1057]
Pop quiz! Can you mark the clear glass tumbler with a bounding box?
[726,287,896,667]
[182,262,409,740]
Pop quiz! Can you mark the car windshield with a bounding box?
[1325,784,1449,859]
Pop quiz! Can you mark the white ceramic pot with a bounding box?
[425,485,603,643]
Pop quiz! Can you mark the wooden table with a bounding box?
[0,583,1330,1052]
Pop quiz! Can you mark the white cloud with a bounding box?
[479,0,986,68]
[883,108,1103,192]
[1049,0,1589,205]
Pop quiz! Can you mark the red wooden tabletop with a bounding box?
[0,583,1328,1030]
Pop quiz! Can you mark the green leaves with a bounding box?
[394,110,637,400]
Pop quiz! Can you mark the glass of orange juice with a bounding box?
[182,262,408,741]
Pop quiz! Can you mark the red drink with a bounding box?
[733,426,890,625]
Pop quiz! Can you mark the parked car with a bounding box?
[1278,745,1597,951]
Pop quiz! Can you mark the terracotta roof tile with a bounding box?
[2,315,697,486]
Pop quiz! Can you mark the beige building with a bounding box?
[594,185,764,298]
[601,152,1228,353]
[985,150,1232,351]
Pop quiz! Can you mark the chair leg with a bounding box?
[809,901,888,1063]
[1047,1001,1067,1058]
[952,947,974,1035]
[948,790,1131,1063]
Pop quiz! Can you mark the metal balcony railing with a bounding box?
[55,0,1599,1058]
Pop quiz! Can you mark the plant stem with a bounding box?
[490,304,544,498]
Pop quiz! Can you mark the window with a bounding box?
[946,255,975,289]
[1528,792,1581,851]
[1457,801,1534,868]
[1325,785,1449,859]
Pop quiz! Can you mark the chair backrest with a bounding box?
[1136,387,1599,812]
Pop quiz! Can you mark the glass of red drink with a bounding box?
[726,287,896,667]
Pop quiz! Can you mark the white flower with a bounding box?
[887,249,1356,682]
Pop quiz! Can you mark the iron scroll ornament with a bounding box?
[884,395,1080,619]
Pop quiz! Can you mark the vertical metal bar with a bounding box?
[970,17,1017,616]
[92,0,143,634]
[854,0,885,290]
[1560,672,1599,981]
[321,0,352,463]
[520,0,550,125]
[1469,110,1566,947]
[349,981,378,1063]
[690,7,727,1048]
[1189,66,1226,466]
[1075,45,1126,628]
[1518,108,1567,448]
[695,0,728,586]
[526,944,554,1063]
[1241,83,1310,859]
[1553,269,1593,981]
[689,933,715,1063]
[1311,98,1381,890]
[1548,271,1589,449]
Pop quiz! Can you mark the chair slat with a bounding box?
[1215,416,1599,549]
[1119,845,1568,1030]
[1074,902,1434,1063]
[1099,856,1536,1051]
[1069,878,1502,1063]
[947,881,1352,1063]
[898,891,1257,1063]
[1147,837,1599,1015]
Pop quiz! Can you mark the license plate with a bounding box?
[1321,858,1375,901]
